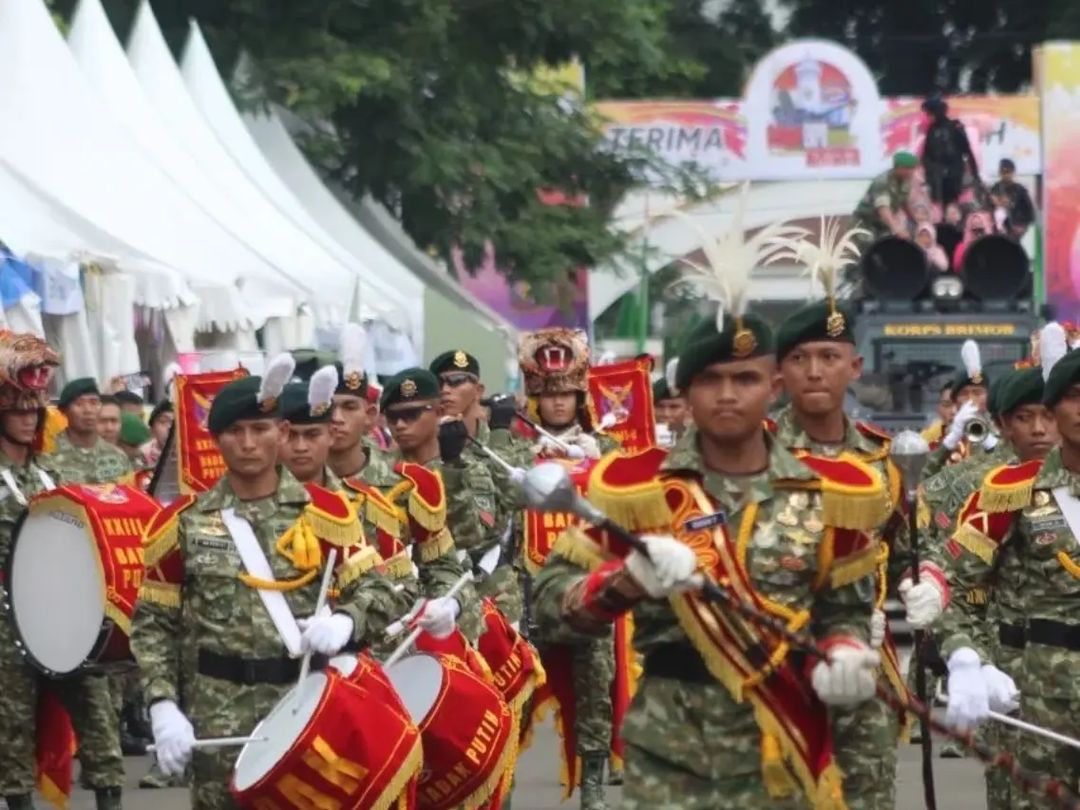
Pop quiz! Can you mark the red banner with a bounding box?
[587,357,656,451]
[522,458,597,574]
[174,369,248,493]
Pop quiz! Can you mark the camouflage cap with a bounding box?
[207,376,280,435]
[381,368,440,410]
[675,311,774,390]
[996,367,1044,417]
[1044,349,1080,408]
[58,377,99,409]
[775,299,856,361]
[430,350,480,378]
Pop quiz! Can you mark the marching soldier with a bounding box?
[772,288,912,809]
[921,382,956,446]
[939,329,1076,810]
[652,364,690,445]
[49,377,132,484]
[429,349,521,619]
[0,334,125,810]
[532,304,885,809]
[922,341,997,480]
[327,324,386,481]
[279,366,340,488]
[131,356,406,810]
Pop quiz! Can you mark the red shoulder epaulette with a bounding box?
[788,453,890,531]
[855,420,892,444]
[301,482,362,546]
[392,462,447,536]
[586,447,671,534]
[977,458,1044,513]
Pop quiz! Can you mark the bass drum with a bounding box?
[6,484,159,675]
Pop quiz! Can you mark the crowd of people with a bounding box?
[0,195,1076,810]
[852,98,1036,279]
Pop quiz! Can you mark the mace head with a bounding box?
[890,429,931,489]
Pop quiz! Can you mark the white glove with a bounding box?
[943,400,979,450]
[982,432,999,450]
[576,433,601,459]
[414,596,461,639]
[149,700,195,777]
[624,534,698,599]
[870,609,887,649]
[982,664,1020,714]
[898,577,946,629]
[298,607,355,655]
[945,647,989,732]
[811,640,880,706]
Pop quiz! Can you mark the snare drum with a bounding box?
[386,653,515,810]
[6,484,159,675]
[477,598,544,713]
[231,669,422,810]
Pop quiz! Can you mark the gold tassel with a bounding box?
[819,487,890,531]
[1057,551,1080,580]
[365,499,403,536]
[239,568,318,591]
[417,527,454,562]
[302,501,362,546]
[979,473,1036,512]
[551,526,608,572]
[953,524,997,565]
[588,476,672,534]
[829,548,880,589]
[368,732,424,810]
[761,733,797,798]
[408,489,447,532]
[335,546,380,588]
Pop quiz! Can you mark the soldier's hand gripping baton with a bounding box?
[890,430,936,810]
[521,462,1080,810]
[513,412,586,459]
[382,571,475,669]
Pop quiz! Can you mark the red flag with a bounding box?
[587,357,656,451]
[36,687,76,809]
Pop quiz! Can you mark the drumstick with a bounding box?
[296,548,338,694]
[148,735,268,752]
[382,571,474,669]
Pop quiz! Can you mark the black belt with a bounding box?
[1027,619,1080,652]
[998,623,1027,650]
[197,649,327,685]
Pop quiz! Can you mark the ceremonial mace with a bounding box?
[520,462,1080,810]
[890,430,936,810]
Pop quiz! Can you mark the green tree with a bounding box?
[71,0,712,301]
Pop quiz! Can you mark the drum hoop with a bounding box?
[5,501,114,676]
[389,653,449,727]
[232,670,335,793]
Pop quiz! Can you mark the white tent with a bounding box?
[124,0,363,329]
[179,27,422,346]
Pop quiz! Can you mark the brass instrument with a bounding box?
[964,415,990,442]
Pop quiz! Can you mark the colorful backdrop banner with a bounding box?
[1040,42,1080,322]
[587,357,657,451]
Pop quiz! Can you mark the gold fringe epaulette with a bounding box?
[335,545,381,588]
[586,447,672,534]
[302,482,362,546]
[787,453,890,531]
[142,494,197,568]
[550,525,608,572]
[417,526,454,562]
[978,459,1044,512]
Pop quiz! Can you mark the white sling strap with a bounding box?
[1051,487,1080,551]
[0,465,57,507]
[221,507,303,656]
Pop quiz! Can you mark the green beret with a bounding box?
[1044,349,1080,408]
[59,377,99,409]
[119,413,151,447]
[430,350,480,379]
[115,390,144,407]
[775,300,855,361]
[996,368,1044,416]
[334,362,368,400]
[952,370,990,400]
[149,399,173,426]
[986,373,1010,419]
[279,382,332,425]
[675,312,774,390]
[893,151,918,169]
[207,376,280,435]
[381,368,440,410]
[652,378,674,403]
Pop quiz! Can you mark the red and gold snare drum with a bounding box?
[231,669,422,810]
[477,598,544,714]
[6,483,159,675]
[386,653,516,810]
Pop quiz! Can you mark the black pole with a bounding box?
[908,491,938,810]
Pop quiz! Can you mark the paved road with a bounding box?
[63,719,991,810]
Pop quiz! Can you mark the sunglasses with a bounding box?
[384,405,435,425]
[439,373,477,389]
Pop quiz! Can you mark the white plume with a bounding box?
[308,364,339,415]
[259,353,296,405]
[960,339,982,378]
[770,215,869,300]
[1040,322,1068,383]
[340,323,366,381]
[672,183,808,332]
[665,358,679,395]
[163,361,182,402]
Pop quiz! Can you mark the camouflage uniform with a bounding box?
[131,468,405,810]
[533,430,878,809]
[938,448,1080,809]
[773,405,902,810]
[357,449,482,640]
[47,431,133,484]
[852,169,912,240]
[0,450,124,803]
